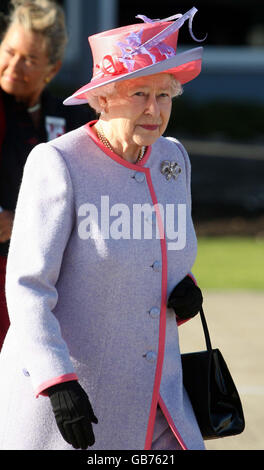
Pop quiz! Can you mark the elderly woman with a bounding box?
[0,0,94,348]
[0,8,205,450]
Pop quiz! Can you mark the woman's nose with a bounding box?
[145,96,160,117]
[8,55,23,74]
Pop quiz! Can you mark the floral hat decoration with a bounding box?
[64,6,206,106]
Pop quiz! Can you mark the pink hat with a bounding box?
[64,7,205,106]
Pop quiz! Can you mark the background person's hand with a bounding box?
[47,381,98,449]
[0,210,14,243]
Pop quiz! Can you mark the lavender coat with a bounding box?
[0,123,205,450]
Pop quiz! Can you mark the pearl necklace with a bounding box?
[96,123,146,163]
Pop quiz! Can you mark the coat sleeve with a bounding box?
[166,137,200,327]
[5,143,78,396]
[165,136,192,209]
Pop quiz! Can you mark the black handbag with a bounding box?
[181,307,245,440]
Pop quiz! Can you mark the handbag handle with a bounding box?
[199,307,213,351]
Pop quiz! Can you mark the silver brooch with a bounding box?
[160,160,182,181]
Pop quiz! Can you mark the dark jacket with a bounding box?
[0,89,95,256]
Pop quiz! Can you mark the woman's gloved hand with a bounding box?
[167,275,203,320]
[47,380,98,449]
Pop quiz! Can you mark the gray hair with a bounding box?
[86,75,183,114]
[4,0,67,64]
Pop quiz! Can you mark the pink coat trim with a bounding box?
[143,168,168,450]
[35,373,78,398]
[159,395,187,450]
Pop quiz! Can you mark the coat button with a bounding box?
[152,260,161,272]
[149,307,160,319]
[144,351,157,363]
[145,211,156,226]
[134,172,145,183]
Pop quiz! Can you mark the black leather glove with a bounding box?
[47,380,98,449]
[167,275,203,320]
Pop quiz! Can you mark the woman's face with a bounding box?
[0,23,60,105]
[101,73,173,151]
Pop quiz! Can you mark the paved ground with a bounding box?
[178,290,264,450]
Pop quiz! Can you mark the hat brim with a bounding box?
[63,46,203,106]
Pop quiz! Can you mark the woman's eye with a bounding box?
[25,58,35,66]
[134,91,145,97]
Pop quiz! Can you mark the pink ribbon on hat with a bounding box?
[135,7,207,49]
[96,55,127,76]
[94,7,206,79]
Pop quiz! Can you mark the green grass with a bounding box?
[192,237,264,290]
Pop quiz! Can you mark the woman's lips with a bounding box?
[140,125,159,131]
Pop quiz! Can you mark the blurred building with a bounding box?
[60,0,264,106]
[118,0,264,105]
[1,0,263,104]
[57,0,119,92]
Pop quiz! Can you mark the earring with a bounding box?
[45,77,50,84]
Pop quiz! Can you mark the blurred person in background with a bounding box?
[0,0,94,349]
